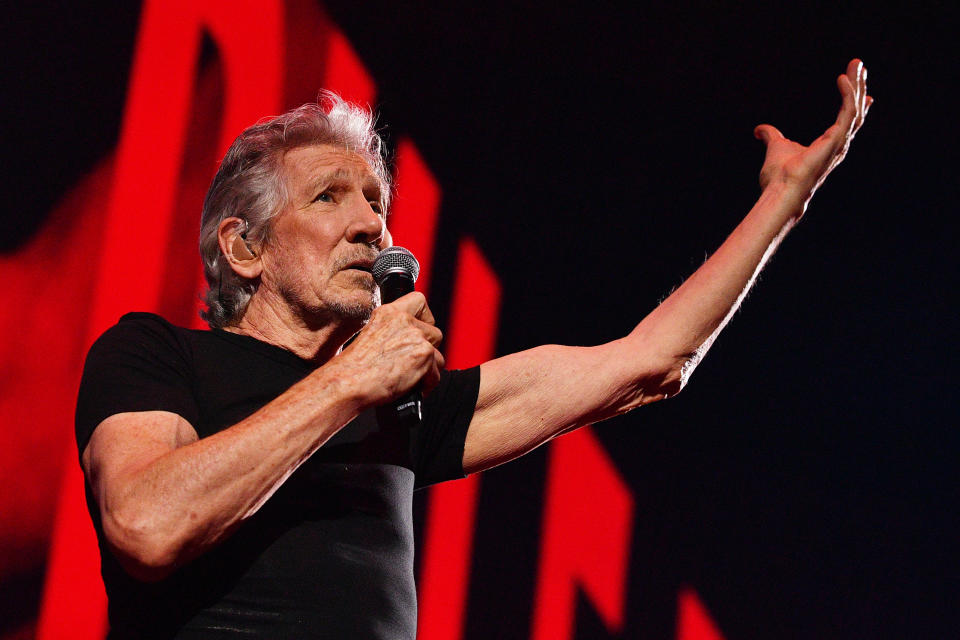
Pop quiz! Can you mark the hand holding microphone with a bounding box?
[329,246,442,423]
[371,247,437,424]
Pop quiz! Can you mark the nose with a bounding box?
[346,197,386,248]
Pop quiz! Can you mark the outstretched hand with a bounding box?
[754,59,872,215]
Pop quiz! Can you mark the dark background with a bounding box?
[2,1,956,637]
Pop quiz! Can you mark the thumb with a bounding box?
[753,124,784,144]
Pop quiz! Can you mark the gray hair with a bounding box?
[198,91,391,328]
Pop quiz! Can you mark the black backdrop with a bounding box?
[2,1,956,638]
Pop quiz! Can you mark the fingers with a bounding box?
[389,291,436,325]
[339,295,446,406]
[845,58,863,89]
[845,59,863,122]
[835,73,857,137]
[843,58,872,137]
[848,58,865,132]
[372,292,442,348]
[371,295,443,347]
[420,348,446,397]
[857,65,868,130]
[413,318,444,347]
[753,124,785,145]
[749,59,871,197]
[858,78,873,135]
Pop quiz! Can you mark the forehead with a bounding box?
[282,144,380,194]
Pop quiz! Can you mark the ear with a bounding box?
[218,217,262,279]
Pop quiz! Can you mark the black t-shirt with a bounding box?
[76,312,480,639]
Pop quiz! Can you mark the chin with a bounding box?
[328,290,378,323]
[331,303,374,323]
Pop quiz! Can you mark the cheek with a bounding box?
[262,224,338,287]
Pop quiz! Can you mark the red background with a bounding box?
[1,1,955,638]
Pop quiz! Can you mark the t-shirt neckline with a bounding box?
[210,327,316,372]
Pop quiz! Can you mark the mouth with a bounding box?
[342,259,375,277]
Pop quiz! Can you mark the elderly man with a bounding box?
[76,60,870,638]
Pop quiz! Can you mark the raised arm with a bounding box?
[464,59,871,473]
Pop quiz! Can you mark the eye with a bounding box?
[370,201,384,216]
[312,191,333,203]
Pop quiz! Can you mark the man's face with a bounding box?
[259,144,388,325]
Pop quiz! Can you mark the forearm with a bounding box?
[465,183,809,472]
[91,366,364,579]
[625,182,807,388]
[465,61,869,473]
[466,185,806,470]
[89,293,444,580]
[628,58,871,386]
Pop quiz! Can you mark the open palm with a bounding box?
[754,59,872,214]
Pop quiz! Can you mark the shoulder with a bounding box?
[95,311,186,344]
[77,314,205,457]
[82,312,204,390]
[89,312,200,360]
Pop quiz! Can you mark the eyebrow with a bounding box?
[308,167,381,198]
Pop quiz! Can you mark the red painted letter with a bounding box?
[532,427,635,640]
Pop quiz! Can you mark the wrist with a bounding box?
[314,357,378,414]
[758,180,810,222]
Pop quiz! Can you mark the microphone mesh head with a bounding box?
[372,246,420,285]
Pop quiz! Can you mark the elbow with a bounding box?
[613,335,692,409]
[665,351,703,397]
[659,361,686,398]
[123,547,180,583]
[647,357,686,402]
[102,507,182,582]
[642,356,689,404]
[644,350,701,402]
[613,357,686,415]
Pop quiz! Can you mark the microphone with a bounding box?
[372,246,422,423]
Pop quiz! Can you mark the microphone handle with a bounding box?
[378,273,415,304]
[379,272,422,424]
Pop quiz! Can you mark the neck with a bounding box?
[223,291,364,365]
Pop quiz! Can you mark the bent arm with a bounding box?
[464,60,871,474]
[84,365,364,581]
[83,293,443,581]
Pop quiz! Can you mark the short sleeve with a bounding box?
[411,366,481,489]
[75,313,200,459]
